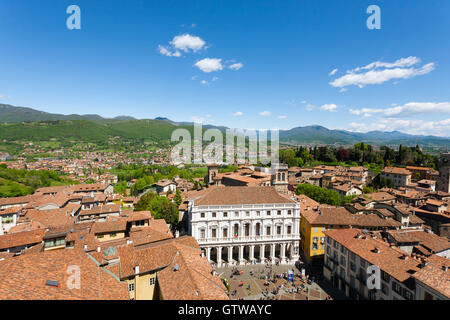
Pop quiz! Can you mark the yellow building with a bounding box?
[112,236,229,300]
[298,195,323,264]
[299,195,355,265]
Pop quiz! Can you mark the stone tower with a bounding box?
[437,153,450,193]
[271,163,289,194]
[207,163,219,186]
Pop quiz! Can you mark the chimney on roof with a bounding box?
[400,254,408,260]
[97,246,101,252]
[84,244,88,251]
[135,265,140,274]
[374,247,380,253]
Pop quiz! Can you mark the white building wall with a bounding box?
[188,201,301,265]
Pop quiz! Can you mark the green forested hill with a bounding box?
[0,119,195,144]
[1,104,449,148]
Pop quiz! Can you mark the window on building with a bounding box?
[277,210,281,215]
[314,227,318,233]
[266,226,271,236]
[350,252,356,261]
[212,212,216,218]
[340,246,347,254]
[267,211,271,216]
[424,291,434,300]
[340,256,346,267]
[381,270,390,282]
[326,246,331,255]
[200,229,205,239]
[381,282,389,295]
[287,225,292,234]
[223,228,228,238]
[360,258,366,268]
[235,212,239,217]
[212,228,217,238]
[149,278,156,286]
[333,241,339,249]
[312,243,318,250]
[256,211,260,216]
[110,233,116,238]
[277,226,282,235]
[403,289,413,300]
[288,210,292,215]
[128,283,135,292]
[392,281,401,295]
[327,237,332,245]
[350,261,356,272]
[200,212,205,218]
[223,212,228,217]
[246,211,250,216]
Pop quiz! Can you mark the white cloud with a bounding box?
[329,68,338,76]
[278,115,287,119]
[339,88,347,93]
[158,45,181,57]
[194,58,223,73]
[347,118,450,137]
[320,104,338,112]
[233,111,243,117]
[349,102,450,118]
[330,57,435,88]
[229,62,244,70]
[212,76,219,82]
[171,34,205,52]
[350,56,421,73]
[305,104,315,111]
[259,111,271,116]
[200,80,209,85]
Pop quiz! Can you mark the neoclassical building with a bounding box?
[187,186,300,266]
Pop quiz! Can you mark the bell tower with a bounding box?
[437,153,450,193]
[207,164,219,186]
[271,163,288,194]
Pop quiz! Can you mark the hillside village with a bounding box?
[0,151,449,300]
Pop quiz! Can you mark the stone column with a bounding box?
[239,245,244,264]
[250,245,255,263]
[228,246,233,265]
[271,243,276,264]
[291,241,300,261]
[260,244,265,262]
[281,243,287,264]
[217,246,222,267]
[206,247,212,262]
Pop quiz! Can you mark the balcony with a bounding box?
[196,234,300,244]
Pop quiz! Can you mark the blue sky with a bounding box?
[0,0,449,136]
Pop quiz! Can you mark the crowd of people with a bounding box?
[227,262,332,300]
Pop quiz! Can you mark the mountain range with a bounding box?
[1,103,449,147]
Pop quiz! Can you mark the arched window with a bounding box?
[233,224,239,237]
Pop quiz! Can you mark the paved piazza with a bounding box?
[216,263,337,300]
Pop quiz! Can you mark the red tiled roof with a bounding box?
[0,249,128,300]
[195,187,294,206]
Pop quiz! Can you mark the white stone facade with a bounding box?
[188,201,300,266]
